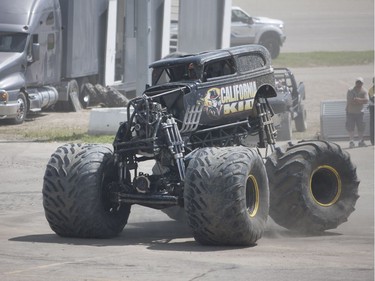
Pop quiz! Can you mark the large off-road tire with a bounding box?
[265,140,359,233]
[295,103,307,132]
[43,144,131,238]
[105,87,129,107]
[184,146,269,246]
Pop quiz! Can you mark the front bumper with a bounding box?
[0,102,19,119]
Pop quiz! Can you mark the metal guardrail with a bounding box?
[320,100,370,140]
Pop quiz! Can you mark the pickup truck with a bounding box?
[231,6,286,59]
[170,6,286,59]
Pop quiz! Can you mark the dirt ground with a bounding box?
[0,110,91,141]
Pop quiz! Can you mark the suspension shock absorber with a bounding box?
[161,116,186,181]
[256,97,277,148]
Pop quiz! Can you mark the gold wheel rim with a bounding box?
[309,165,342,207]
[246,175,260,217]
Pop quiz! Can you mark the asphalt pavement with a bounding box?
[0,141,373,281]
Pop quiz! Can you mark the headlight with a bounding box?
[0,90,8,103]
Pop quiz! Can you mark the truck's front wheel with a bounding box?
[10,92,27,125]
[184,147,269,246]
[43,144,131,238]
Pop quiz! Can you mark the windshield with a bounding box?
[0,32,28,52]
[152,63,201,86]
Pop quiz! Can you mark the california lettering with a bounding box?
[200,81,257,118]
[221,81,256,115]
[220,81,257,104]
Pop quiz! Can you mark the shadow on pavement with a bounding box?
[9,218,342,252]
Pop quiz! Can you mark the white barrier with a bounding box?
[88,107,131,135]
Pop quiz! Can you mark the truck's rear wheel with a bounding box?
[67,79,81,112]
[78,78,91,108]
[265,140,359,233]
[259,36,280,59]
[43,144,130,238]
[184,147,269,246]
[55,80,81,112]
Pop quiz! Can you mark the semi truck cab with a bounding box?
[0,0,62,124]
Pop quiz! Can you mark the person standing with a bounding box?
[346,77,369,148]
[368,77,374,145]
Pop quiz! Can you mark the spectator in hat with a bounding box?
[346,77,369,148]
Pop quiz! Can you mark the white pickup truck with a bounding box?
[231,6,286,59]
[170,6,286,59]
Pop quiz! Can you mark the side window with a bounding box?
[47,33,55,50]
[46,12,54,25]
[232,9,249,23]
[204,59,236,80]
[0,34,12,50]
[237,54,265,73]
[231,10,239,22]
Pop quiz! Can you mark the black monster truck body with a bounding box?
[43,45,359,246]
[114,45,277,179]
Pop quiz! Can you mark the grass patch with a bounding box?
[53,134,115,144]
[273,50,374,67]
[23,130,115,143]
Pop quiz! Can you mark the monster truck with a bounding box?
[268,67,307,140]
[43,45,359,246]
